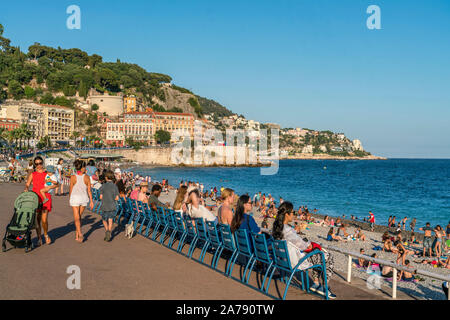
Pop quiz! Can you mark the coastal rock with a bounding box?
[352,139,364,151]
[302,145,313,154]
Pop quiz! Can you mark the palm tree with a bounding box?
[0,128,6,140]
[71,131,80,146]
[17,124,27,150]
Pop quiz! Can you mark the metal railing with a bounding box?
[321,243,450,300]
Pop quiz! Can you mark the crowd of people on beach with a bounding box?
[18,156,340,298]
[8,155,450,299]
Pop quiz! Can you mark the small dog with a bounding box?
[125,223,135,239]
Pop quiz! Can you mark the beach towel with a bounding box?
[373,246,382,251]
[384,277,418,283]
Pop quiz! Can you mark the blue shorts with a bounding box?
[101,210,116,221]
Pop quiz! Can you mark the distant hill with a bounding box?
[0,23,225,119]
[195,96,234,117]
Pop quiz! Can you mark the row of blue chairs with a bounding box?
[90,190,330,300]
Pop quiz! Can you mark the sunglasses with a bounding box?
[34,161,43,165]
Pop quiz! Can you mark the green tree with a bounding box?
[154,130,171,144]
[78,80,88,99]
[40,92,55,104]
[188,97,203,117]
[152,104,165,112]
[91,104,99,111]
[8,80,24,99]
[88,54,102,68]
[24,86,35,99]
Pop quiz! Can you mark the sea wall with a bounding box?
[95,146,270,166]
[94,147,386,165]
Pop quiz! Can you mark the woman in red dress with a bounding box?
[24,156,57,245]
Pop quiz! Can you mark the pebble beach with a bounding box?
[158,188,450,300]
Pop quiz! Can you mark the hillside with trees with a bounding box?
[0,23,209,118]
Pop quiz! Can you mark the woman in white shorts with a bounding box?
[69,159,93,243]
[55,158,64,196]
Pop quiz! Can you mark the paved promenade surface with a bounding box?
[0,183,409,300]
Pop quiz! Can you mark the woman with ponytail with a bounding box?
[218,188,235,225]
[272,201,336,299]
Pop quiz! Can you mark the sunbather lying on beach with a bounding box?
[337,223,348,236]
[354,227,366,241]
[327,227,346,242]
[409,233,421,246]
[395,240,414,265]
[319,215,330,227]
[397,260,416,282]
[382,239,398,253]
[418,257,450,269]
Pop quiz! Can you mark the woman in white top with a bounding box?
[69,160,93,243]
[55,158,65,196]
[186,189,217,222]
[272,201,336,299]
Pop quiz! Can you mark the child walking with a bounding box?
[99,170,119,242]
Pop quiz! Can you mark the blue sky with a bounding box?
[1,0,450,158]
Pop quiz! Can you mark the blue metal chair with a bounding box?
[151,207,165,241]
[144,207,157,238]
[114,197,126,224]
[184,216,199,258]
[173,212,188,252]
[206,221,224,270]
[249,233,275,293]
[191,218,211,263]
[137,202,151,234]
[162,211,177,247]
[266,240,329,300]
[120,197,133,224]
[133,201,145,231]
[217,224,238,277]
[158,209,174,245]
[126,198,139,225]
[232,229,255,284]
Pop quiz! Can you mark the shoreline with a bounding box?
[281,155,387,160]
[155,187,449,300]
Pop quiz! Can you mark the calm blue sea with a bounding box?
[130,159,450,228]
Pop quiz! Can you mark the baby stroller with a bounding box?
[2,192,39,253]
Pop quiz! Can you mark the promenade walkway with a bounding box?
[0,184,409,300]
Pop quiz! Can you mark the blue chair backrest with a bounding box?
[185,217,197,237]
[125,198,137,218]
[218,224,236,251]
[158,209,168,225]
[235,229,253,256]
[195,218,208,241]
[206,221,221,247]
[157,206,165,216]
[272,240,293,271]
[251,233,273,264]
[167,211,177,228]
[165,208,175,215]
[150,207,158,222]
[143,202,151,217]
[174,212,186,232]
[137,201,144,212]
